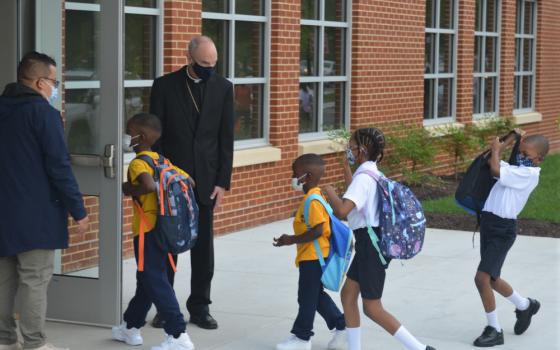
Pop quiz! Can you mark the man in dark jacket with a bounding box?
[150,36,234,330]
[0,51,89,350]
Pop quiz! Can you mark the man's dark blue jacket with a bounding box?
[0,83,86,257]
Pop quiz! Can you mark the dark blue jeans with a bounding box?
[123,233,186,337]
[291,260,346,341]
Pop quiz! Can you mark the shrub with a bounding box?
[435,124,480,179]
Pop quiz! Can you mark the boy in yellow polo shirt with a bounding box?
[111,113,195,350]
[273,154,346,350]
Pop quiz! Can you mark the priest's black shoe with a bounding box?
[190,313,218,329]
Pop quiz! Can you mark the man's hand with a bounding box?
[210,186,226,210]
[273,234,293,247]
[75,216,90,235]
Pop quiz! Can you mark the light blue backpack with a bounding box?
[304,194,354,292]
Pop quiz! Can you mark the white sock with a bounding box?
[507,290,530,311]
[347,327,361,350]
[486,310,502,332]
[393,326,426,350]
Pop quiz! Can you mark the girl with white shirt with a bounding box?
[322,128,435,350]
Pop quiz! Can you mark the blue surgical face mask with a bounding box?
[516,153,535,167]
[48,86,58,104]
[192,62,215,82]
[345,147,356,166]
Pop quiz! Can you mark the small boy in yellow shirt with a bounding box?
[273,154,346,350]
[111,113,194,350]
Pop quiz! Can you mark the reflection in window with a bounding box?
[125,14,156,80]
[514,0,536,112]
[65,10,99,81]
[65,89,100,154]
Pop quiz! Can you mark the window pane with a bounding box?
[486,0,498,32]
[67,0,98,3]
[125,14,156,80]
[484,77,496,113]
[299,83,318,132]
[439,0,454,29]
[523,39,533,71]
[522,75,532,109]
[516,0,522,34]
[438,34,453,73]
[425,33,436,74]
[438,78,453,118]
[125,0,156,7]
[426,0,436,28]
[203,0,228,13]
[473,77,481,114]
[202,19,229,77]
[514,75,521,109]
[323,82,345,130]
[236,0,264,16]
[325,0,346,22]
[234,84,263,140]
[474,36,483,73]
[475,0,483,31]
[324,27,345,76]
[485,36,496,73]
[301,0,319,20]
[65,89,100,154]
[124,87,151,124]
[65,10,99,81]
[523,0,534,34]
[423,79,435,119]
[300,26,319,76]
[515,38,521,72]
[235,22,263,77]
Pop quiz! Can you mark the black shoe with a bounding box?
[473,326,504,347]
[426,346,437,350]
[514,298,540,335]
[190,313,218,329]
[151,312,165,329]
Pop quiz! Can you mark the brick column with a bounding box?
[163,1,201,74]
[455,0,476,124]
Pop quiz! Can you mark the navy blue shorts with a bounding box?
[346,227,391,300]
[478,211,517,280]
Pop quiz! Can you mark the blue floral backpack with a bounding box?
[357,170,426,265]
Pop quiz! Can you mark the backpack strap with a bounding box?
[132,200,151,272]
[303,194,333,268]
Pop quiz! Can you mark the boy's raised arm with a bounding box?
[123,172,157,197]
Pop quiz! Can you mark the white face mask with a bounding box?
[122,134,140,152]
[291,173,307,192]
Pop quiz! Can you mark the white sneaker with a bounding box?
[0,343,22,350]
[151,333,194,350]
[112,322,143,346]
[327,329,347,350]
[276,335,312,350]
[33,344,69,350]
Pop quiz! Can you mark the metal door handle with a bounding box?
[70,144,115,179]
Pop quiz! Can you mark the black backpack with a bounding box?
[455,131,521,217]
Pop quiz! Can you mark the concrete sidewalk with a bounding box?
[45,220,560,349]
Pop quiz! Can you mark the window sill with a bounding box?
[298,139,345,156]
[424,122,465,137]
[233,146,282,168]
[512,112,542,125]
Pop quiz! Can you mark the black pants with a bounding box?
[166,202,214,316]
[291,260,346,341]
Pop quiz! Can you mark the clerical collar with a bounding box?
[186,65,202,84]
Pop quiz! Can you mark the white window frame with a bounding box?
[64,1,163,92]
[202,0,270,150]
[298,0,352,142]
[513,0,537,115]
[473,0,501,120]
[423,0,459,126]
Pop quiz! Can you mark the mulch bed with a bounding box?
[408,176,560,238]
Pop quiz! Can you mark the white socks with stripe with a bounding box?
[394,326,426,350]
[507,290,530,311]
[346,327,361,350]
[486,310,502,332]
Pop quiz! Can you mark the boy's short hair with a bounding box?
[17,51,57,81]
[524,135,549,157]
[129,113,162,135]
[295,153,325,168]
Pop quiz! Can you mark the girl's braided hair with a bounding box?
[352,127,386,163]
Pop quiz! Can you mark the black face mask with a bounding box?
[192,62,215,82]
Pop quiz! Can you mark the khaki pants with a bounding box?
[0,250,54,349]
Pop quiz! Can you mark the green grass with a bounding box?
[423,154,560,223]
